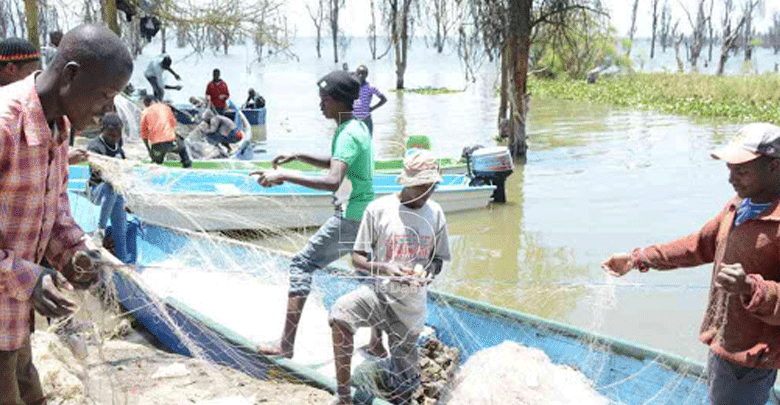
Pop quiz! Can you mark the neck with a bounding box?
[35,71,63,124]
[750,188,780,204]
[335,111,353,126]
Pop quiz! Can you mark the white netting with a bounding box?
[52,152,719,405]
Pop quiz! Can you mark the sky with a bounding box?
[281,0,780,39]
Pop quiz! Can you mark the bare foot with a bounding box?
[358,343,388,359]
[257,342,293,358]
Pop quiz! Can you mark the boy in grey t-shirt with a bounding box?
[328,150,450,405]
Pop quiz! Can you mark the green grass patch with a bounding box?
[392,86,463,95]
[528,73,780,124]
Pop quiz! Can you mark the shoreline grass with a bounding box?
[528,73,780,124]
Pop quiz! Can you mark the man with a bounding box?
[87,113,129,264]
[242,88,265,109]
[189,109,244,153]
[144,55,181,101]
[40,30,63,71]
[603,123,780,405]
[140,95,192,168]
[330,150,450,405]
[252,70,373,358]
[0,24,132,404]
[353,65,386,136]
[0,37,40,87]
[205,68,230,115]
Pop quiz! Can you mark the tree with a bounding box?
[306,0,326,58]
[681,0,707,72]
[627,0,639,57]
[328,0,346,63]
[650,0,660,58]
[716,0,746,75]
[368,0,379,59]
[462,0,605,158]
[423,0,458,53]
[383,0,416,89]
[769,12,780,54]
[741,0,762,61]
[660,0,672,51]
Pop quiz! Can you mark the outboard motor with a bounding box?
[462,145,514,203]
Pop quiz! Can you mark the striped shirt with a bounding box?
[0,74,86,351]
[353,82,384,119]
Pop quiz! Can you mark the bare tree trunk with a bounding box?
[675,34,685,73]
[717,16,745,75]
[627,0,639,56]
[743,0,754,61]
[162,25,167,53]
[368,0,377,59]
[651,0,659,58]
[331,0,339,63]
[24,0,38,48]
[498,43,508,130]
[394,0,411,89]
[506,0,530,158]
[104,0,119,35]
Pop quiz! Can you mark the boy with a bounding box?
[87,112,129,263]
[329,150,450,405]
[353,65,386,136]
[140,95,192,168]
[603,123,780,405]
[253,70,373,358]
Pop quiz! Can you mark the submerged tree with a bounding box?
[659,0,672,51]
[626,0,639,57]
[650,0,660,58]
[460,0,606,158]
[328,0,346,63]
[383,0,416,89]
[681,0,708,72]
[307,0,326,58]
[716,0,746,75]
[423,0,459,53]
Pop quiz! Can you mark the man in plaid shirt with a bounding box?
[0,24,133,404]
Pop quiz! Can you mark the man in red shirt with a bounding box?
[205,68,230,115]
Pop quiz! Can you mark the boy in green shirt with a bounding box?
[252,70,374,358]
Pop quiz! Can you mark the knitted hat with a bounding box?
[0,37,40,65]
[317,70,361,104]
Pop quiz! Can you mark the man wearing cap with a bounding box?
[328,150,450,405]
[603,123,780,404]
[0,37,40,87]
[252,70,374,359]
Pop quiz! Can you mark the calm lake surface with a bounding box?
[125,35,778,363]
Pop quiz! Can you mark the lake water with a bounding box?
[124,34,779,364]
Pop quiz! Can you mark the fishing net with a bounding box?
[51,146,725,405]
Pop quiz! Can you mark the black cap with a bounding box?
[317,70,360,104]
[0,37,40,65]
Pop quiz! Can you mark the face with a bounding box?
[319,90,337,119]
[401,183,437,209]
[59,63,130,130]
[356,69,368,84]
[213,70,220,81]
[0,60,39,86]
[727,157,778,199]
[102,125,122,145]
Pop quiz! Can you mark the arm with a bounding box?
[221,83,229,100]
[351,251,411,278]
[290,153,332,169]
[165,66,180,80]
[277,158,347,192]
[741,274,780,325]
[370,90,387,112]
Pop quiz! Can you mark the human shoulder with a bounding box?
[366,194,399,215]
[342,119,370,139]
[86,136,105,153]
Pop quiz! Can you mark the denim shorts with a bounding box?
[288,215,361,296]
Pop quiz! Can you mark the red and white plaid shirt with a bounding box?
[0,74,86,351]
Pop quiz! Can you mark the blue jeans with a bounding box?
[707,351,778,405]
[90,183,128,263]
[288,215,361,297]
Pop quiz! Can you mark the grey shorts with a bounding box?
[329,285,420,395]
[288,215,361,296]
[707,351,778,405]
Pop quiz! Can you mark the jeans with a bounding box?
[288,215,361,297]
[361,115,374,136]
[707,351,778,405]
[90,182,128,263]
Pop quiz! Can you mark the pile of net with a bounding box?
[413,335,460,405]
[444,340,609,405]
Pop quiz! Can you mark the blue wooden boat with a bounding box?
[67,192,780,405]
[172,104,266,127]
[67,166,496,231]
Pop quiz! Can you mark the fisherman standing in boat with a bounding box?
[329,150,450,405]
[252,70,374,358]
[140,95,192,168]
[603,123,780,405]
[353,65,386,137]
[144,55,181,102]
[0,24,130,404]
[205,68,230,115]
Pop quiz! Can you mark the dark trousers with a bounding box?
[0,338,45,405]
[145,75,164,101]
[149,137,192,168]
[361,115,374,136]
